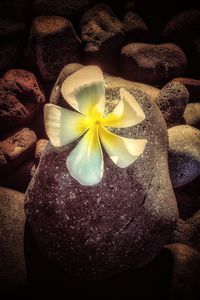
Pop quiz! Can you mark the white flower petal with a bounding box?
[103,88,145,128]
[99,126,147,168]
[66,126,103,186]
[61,66,105,118]
[44,103,92,147]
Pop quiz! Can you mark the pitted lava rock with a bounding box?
[0,69,45,131]
[155,81,189,128]
[25,68,178,279]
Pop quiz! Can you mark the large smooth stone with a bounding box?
[168,125,200,188]
[0,187,26,290]
[25,67,178,279]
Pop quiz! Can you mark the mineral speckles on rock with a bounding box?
[25,69,178,279]
[120,43,187,84]
[168,125,200,188]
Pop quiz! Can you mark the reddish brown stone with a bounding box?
[0,69,45,131]
[172,78,200,102]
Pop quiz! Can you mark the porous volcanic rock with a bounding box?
[184,103,200,129]
[120,43,187,84]
[0,19,25,72]
[165,243,200,300]
[25,69,178,279]
[155,81,189,128]
[123,11,149,43]
[0,69,45,131]
[81,3,124,74]
[27,16,82,81]
[0,187,26,290]
[168,125,200,188]
[0,127,37,175]
[170,211,200,253]
[172,78,200,102]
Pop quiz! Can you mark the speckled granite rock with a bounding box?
[0,69,45,131]
[172,78,200,102]
[0,187,26,290]
[0,19,25,72]
[168,125,200,188]
[35,139,48,166]
[170,211,200,253]
[81,3,124,74]
[0,127,37,175]
[165,243,200,300]
[25,70,177,279]
[120,43,187,84]
[27,16,82,81]
[50,63,160,107]
[184,103,200,129]
[123,11,149,43]
[155,81,189,128]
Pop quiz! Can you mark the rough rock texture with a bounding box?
[0,127,37,174]
[25,68,178,279]
[175,191,200,220]
[50,63,160,107]
[123,11,149,43]
[165,243,200,300]
[168,125,200,188]
[35,139,48,166]
[170,211,200,253]
[27,16,82,81]
[162,10,200,49]
[0,19,25,72]
[81,3,124,74]
[0,69,45,131]
[0,187,26,290]
[120,43,187,84]
[155,81,189,128]
[33,0,89,20]
[184,103,200,129]
[173,78,200,102]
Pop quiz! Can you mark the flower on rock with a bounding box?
[44,66,147,186]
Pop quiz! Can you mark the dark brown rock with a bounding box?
[184,103,200,129]
[0,19,25,72]
[168,125,200,188]
[172,78,200,102]
[27,16,82,81]
[155,81,189,128]
[0,187,26,290]
[81,3,124,74]
[25,68,177,279]
[165,243,200,300]
[162,10,200,50]
[35,139,48,166]
[170,211,200,253]
[120,43,187,84]
[33,0,89,20]
[0,127,37,175]
[175,191,200,220]
[123,11,149,43]
[0,69,45,131]
[0,159,35,193]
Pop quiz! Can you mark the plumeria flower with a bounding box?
[44,66,147,186]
